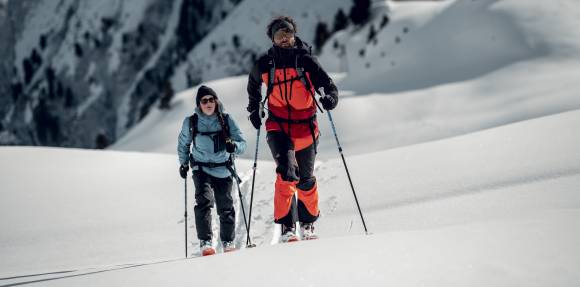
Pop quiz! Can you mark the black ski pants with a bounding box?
[192,170,235,242]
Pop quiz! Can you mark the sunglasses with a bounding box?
[200,97,215,104]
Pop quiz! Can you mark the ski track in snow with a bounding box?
[0,258,187,287]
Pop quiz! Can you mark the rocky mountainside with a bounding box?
[0,0,241,148]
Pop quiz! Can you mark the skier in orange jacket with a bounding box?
[246,16,338,242]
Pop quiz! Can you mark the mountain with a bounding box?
[0,0,359,150]
[112,0,580,160]
[169,0,354,88]
[0,0,241,148]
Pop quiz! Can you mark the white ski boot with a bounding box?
[222,241,236,253]
[300,222,318,240]
[280,225,299,243]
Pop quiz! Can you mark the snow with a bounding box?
[76,82,103,117]
[2,0,580,286]
[2,110,579,286]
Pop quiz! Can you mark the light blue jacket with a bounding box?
[177,107,246,178]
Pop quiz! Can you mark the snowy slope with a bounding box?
[1,110,580,286]
[2,0,580,286]
[329,0,580,94]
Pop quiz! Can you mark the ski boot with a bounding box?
[223,241,236,253]
[300,222,318,240]
[280,225,299,243]
[200,240,216,256]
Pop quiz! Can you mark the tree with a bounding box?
[45,67,56,99]
[39,35,47,50]
[74,42,83,57]
[333,9,349,32]
[95,132,109,149]
[367,24,376,43]
[314,22,330,54]
[349,0,371,25]
[11,82,22,102]
[232,34,240,49]
[31,49,42,67]
[64,87,74,108]
[23,59,33,84]
[159,81,174,110]
[380,14,390,29]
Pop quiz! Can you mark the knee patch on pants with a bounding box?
[297,182,319,220]
[274,174,298,221]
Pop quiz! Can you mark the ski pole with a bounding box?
[184,177,188,257]
[319,88,369,234]
[231,156,256,248]
[247,124,261,246]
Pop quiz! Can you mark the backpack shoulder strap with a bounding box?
[224,114,231,136]
[189,113,198,146]
[221,113,231,137]
[295,55,323,112]
[263,57,276,105]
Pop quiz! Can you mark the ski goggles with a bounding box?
[271,20,295,39]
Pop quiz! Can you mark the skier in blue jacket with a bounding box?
[177,85,246,255]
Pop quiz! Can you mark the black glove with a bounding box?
[320,96,337,110]
[225,139,236,153]
[179,164,189,179]
[249,110,262,129]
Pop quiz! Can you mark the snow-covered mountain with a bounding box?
[0,0,240,148]
[113,0,580,160]
[170,0,355,88]
[0,0,365,150]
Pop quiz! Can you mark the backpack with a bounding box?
[262,50,322,152]
[263,51,323,113]
[187,112,241,182]
[188,113,231,151]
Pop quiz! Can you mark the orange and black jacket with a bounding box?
[247,37,338,148]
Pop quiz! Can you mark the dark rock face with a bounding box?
[0,0,235,148]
